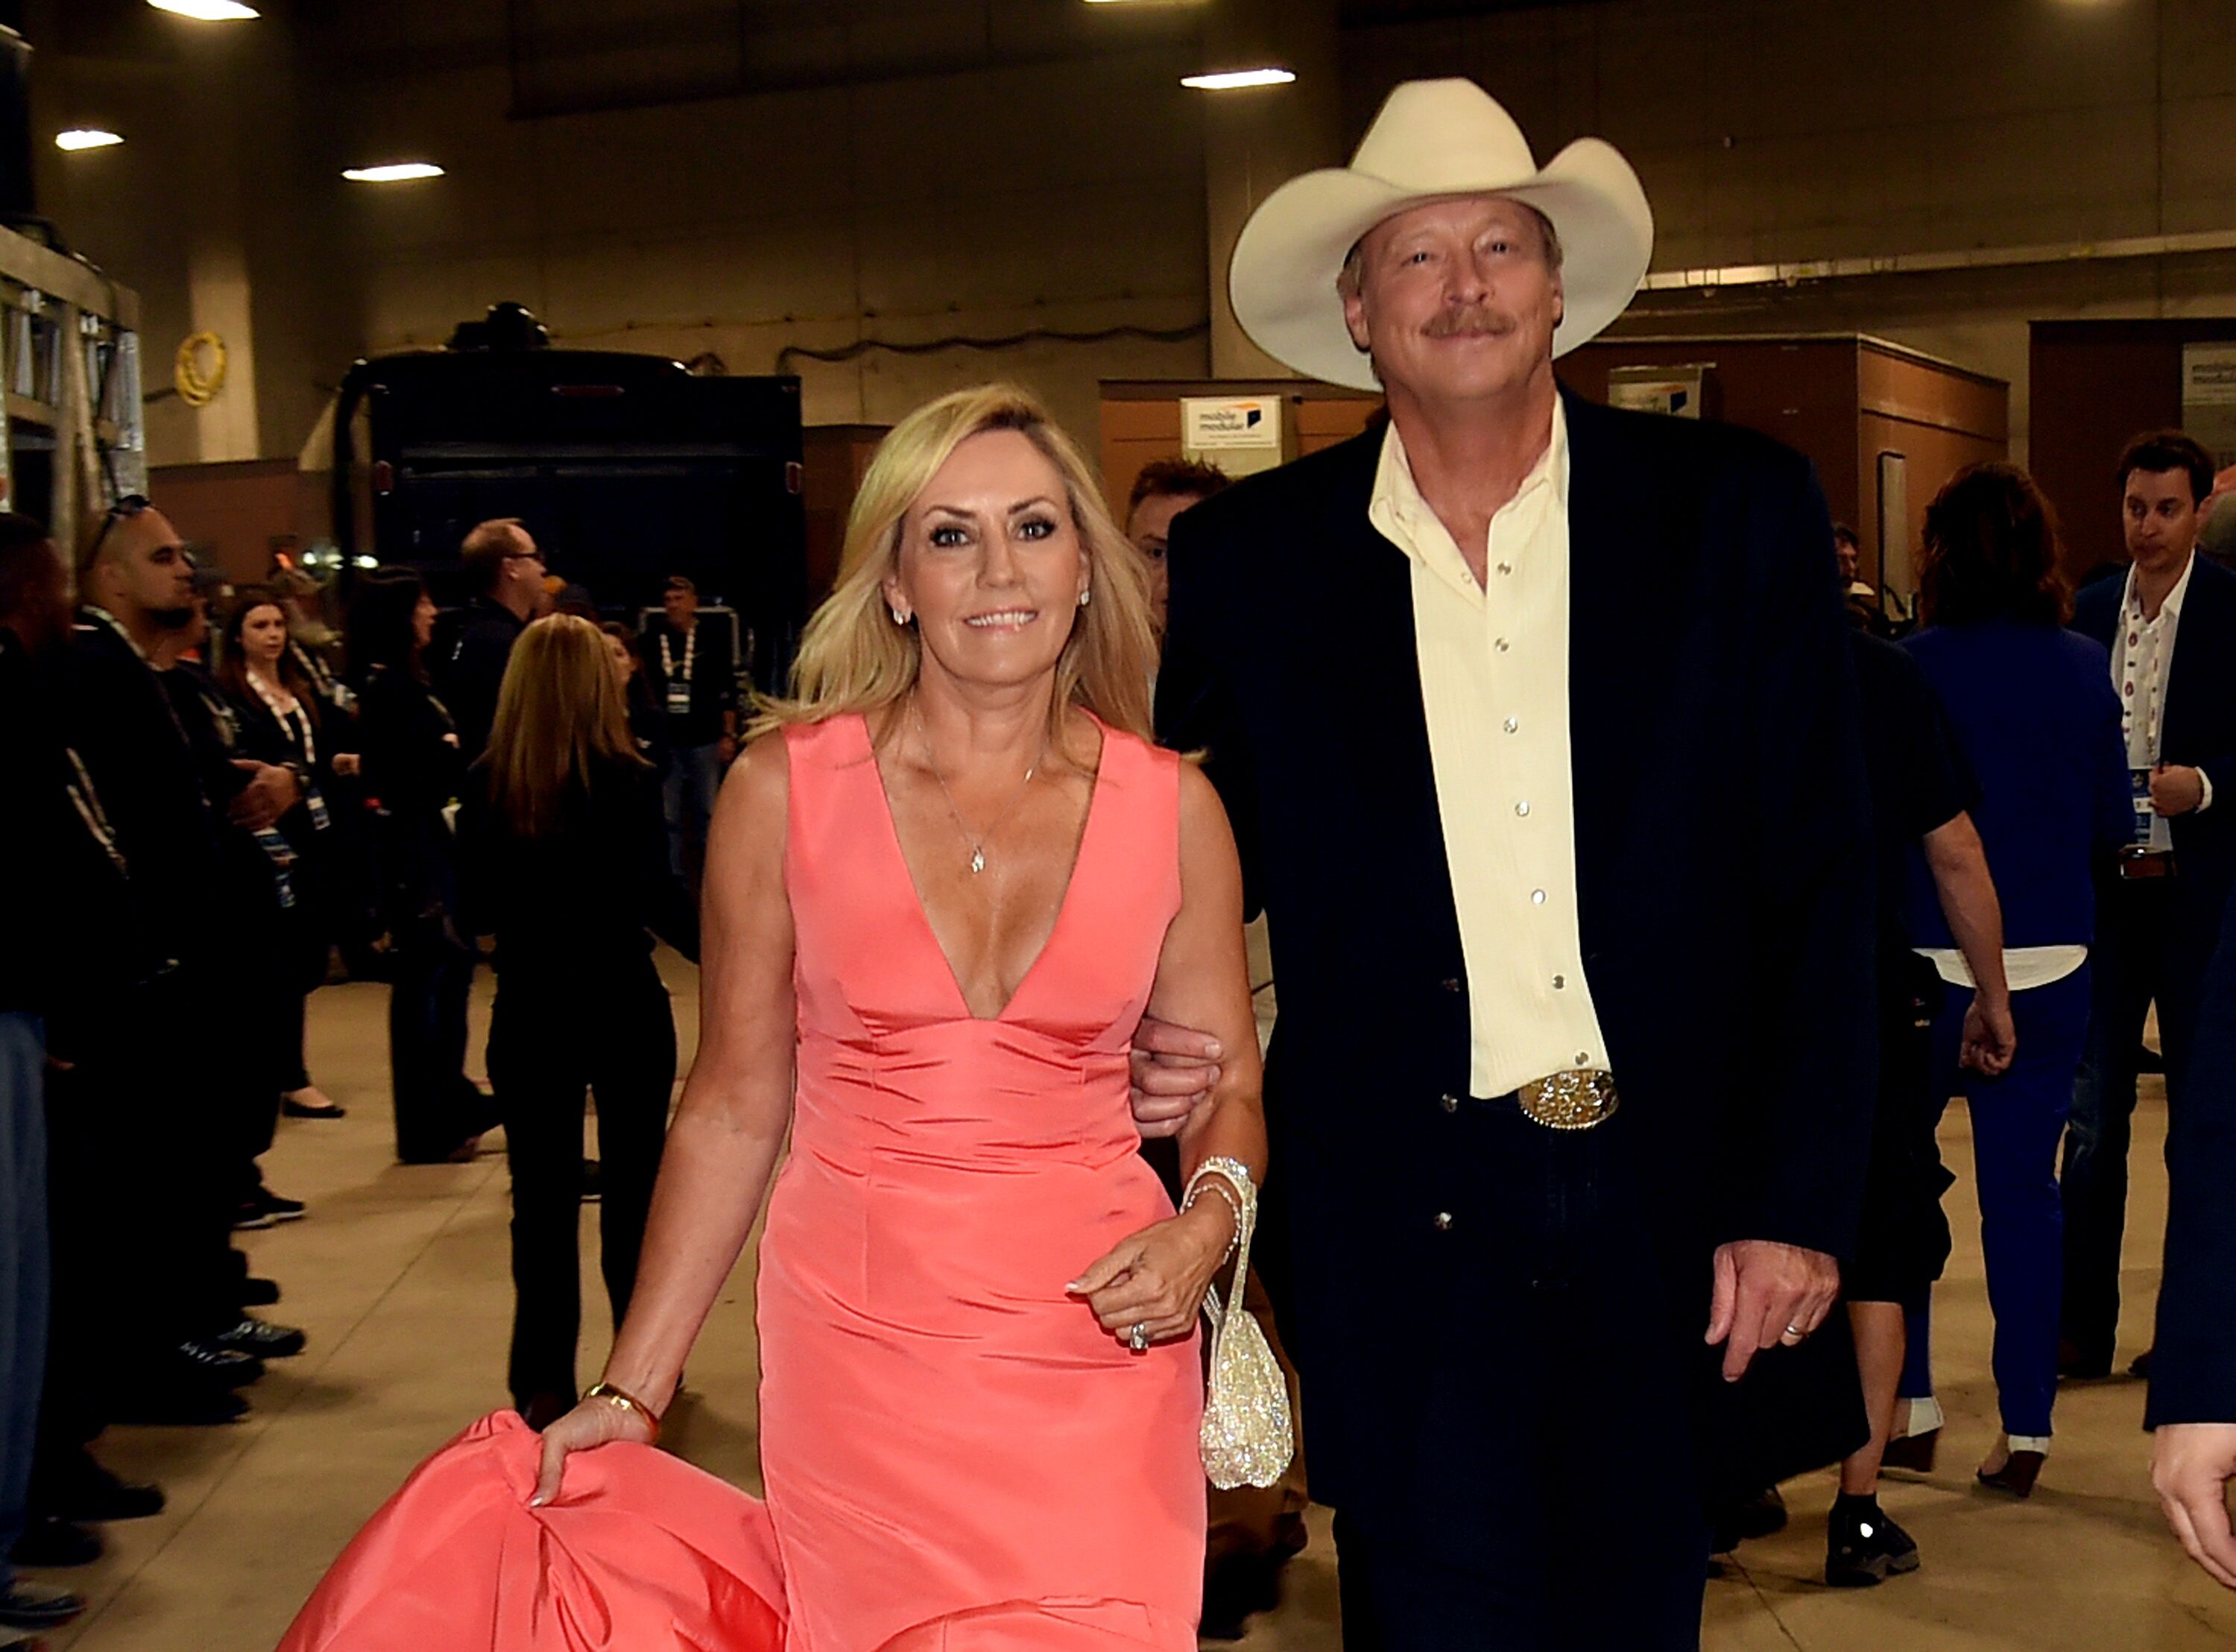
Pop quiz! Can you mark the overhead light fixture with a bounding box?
[148,1,262,19]
[55,130,124,152]
[1181,67,1296,90]
[342,162,446,183]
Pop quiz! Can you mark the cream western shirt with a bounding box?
[1368,402,1611,1100]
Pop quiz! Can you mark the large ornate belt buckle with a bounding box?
[1517,1069,1619,1130]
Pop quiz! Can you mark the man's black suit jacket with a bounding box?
[2149,876,2236,1427]
[1157,389,1876,1530]
[2071,553,2236,914]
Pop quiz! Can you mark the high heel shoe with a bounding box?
[1976,1441,2044,1498]
[1880,1428,1939,1472]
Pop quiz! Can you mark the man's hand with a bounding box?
[1705,1240,1839,1383]
[2153,1422,2236,1590]
[228,760,300,831]
[1129,1015,1222,1140]
[2151,763,2208,817]
[1961,993,2018,1077]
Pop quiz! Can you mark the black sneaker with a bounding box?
[1826,1500,1920,1587]
[206,1316,306,1359]
[255,1189,307,1224]
[10,1516,101,1568]
[0,1581,83,1630]
[175,1338,268,1386]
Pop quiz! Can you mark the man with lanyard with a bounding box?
[2063,430,2236,1381]
[440,518,546,763]
[63,497,308,1420]
[642,575,736,895]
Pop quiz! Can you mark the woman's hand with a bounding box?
[528,1396,655,1507]
[1067,1199,1236,1349]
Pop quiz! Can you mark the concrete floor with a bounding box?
[31,952,2236,1651]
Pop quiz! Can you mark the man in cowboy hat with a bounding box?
[1149,79,1875,1648]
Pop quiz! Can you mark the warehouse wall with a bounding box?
[28,0,2236,478]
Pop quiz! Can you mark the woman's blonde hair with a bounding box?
[487,613,647,837]
[752,383,1155,753]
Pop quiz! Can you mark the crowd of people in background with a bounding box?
[0,500,748,1636]
[3,409,2236,1638]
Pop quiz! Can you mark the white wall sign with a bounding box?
[1181,397,1283,476]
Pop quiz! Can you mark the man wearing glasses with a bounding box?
[442,519,546,762]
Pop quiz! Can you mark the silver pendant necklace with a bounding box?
[913,699,1046,875]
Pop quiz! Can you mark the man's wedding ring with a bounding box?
[1128,1323,1150,1352]
[1783,1323,1807,1342]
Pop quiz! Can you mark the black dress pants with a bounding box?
[388,914,485,1164]
[1330,1103,1711,1652]
[489,969,676,1412]
[2061,873,2217,1364]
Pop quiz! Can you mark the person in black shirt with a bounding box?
[641,575,737,898]
[457,615,696,1425]
[1823,627,2012,1583]
[220,588,354,1124]
[352,567,496,1165]
[63,497,307,1420]
[601,620,672,780]
[438,519,545,764]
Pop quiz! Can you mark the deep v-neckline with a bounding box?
[856,709,1110,1024]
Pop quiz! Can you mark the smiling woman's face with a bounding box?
[885,428,1090,697]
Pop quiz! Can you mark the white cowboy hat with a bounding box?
[1229,78,1654,390]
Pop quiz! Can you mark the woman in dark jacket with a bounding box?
[457,614,696,1426]
[1895,465,2133,1497]
[349,567,492,1164]
[220,586,355,1122]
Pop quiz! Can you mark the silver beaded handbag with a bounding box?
[1189,1160,1295,1491]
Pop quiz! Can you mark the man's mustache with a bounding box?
[1421,306,1518,339]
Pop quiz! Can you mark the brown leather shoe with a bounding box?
[1881,1428,1939,1472]
[1977,1450,2044,1498]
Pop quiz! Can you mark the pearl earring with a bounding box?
[1077,588,1092,608]
[891,607,909,626]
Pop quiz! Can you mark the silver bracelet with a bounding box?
[1182,1157,1257,1269]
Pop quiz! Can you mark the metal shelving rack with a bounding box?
[0,221,142,559]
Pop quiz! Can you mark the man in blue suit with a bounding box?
[2063,430,2236,1379]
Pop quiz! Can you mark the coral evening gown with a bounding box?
[277,712,1205,1652]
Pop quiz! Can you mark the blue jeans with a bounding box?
[0,1012,50,1591]
[1900,967,2092,1439]
[663,740,724,893]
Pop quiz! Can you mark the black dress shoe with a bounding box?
[2056,1338,2112,1382]
[175,1338,268,1386]
[10,1517,101,1569]
[239,1276,281,1308]
[580,1158,601,1203]
[232,1200,275,1232]
[2127,1347,2154,1379]
[206,1316,306,1359]
[254,1189,307,1224]
[45,1459,165,1524]
[0,1581,83,1630]
[1826,1497,1919,1587]
[280,1096,346,1120]
[106,1379,248,1426]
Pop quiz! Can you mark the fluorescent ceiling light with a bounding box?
[55,130,124,152]
[148,1,262,19]
[342,162,446,183]
[1181,68,1296,90]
